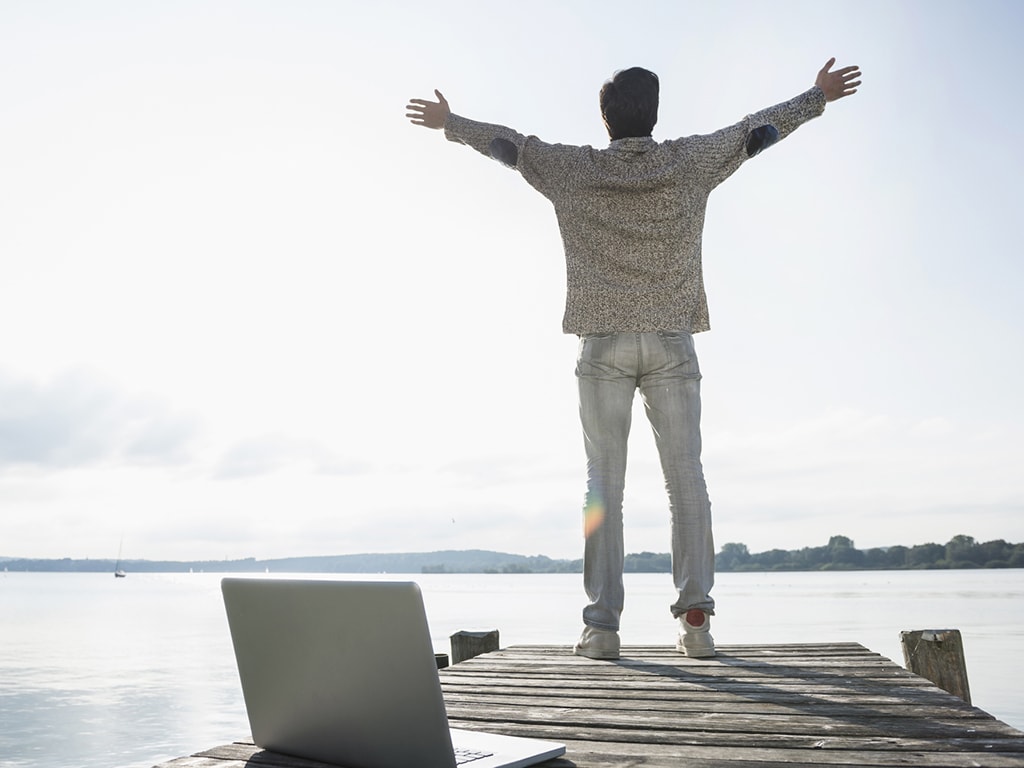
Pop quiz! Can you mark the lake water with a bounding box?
[1,569,1022,768]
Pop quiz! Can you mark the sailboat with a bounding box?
[114,538,126,578]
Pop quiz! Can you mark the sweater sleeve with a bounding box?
[687,86,828,189]
[444,113,528,164]
[443,113,585,199]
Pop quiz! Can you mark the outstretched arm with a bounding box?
[405,89,533,170]
[406,89,450,129]
[745,58,862,158]
[815,58,862,102]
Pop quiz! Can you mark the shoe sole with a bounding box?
[676,640,716,658]
[681,646,716,658]
[573,646,620,660]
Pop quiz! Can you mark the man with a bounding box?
[406,58,861,660]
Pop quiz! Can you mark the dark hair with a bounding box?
[600,67,659,140]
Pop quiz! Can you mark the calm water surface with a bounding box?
[1,569,1022,768]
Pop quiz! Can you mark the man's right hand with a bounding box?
[815,58,862,102]
[406,90,450,129]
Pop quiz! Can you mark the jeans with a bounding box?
[576,331,715,631]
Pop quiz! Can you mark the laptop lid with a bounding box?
[221,577,565,768]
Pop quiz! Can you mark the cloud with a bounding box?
[0,368,202,469]
[213,433,369,479]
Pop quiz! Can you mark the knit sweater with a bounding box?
[444,86,827,335]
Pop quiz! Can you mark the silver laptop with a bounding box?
[221,578,565,768]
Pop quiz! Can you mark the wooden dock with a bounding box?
[157,642,1024,767]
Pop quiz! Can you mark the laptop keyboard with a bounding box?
[453,746,495,765]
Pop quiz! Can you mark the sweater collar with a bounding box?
[607,136,657,152]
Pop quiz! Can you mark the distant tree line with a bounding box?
[465,535,1024,574]
[714,534,1024,572]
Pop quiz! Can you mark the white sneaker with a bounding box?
[573,625,620,660]
[676,609,715,658]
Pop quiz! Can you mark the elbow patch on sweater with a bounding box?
[489,138,519,167]
[746,125,780,157]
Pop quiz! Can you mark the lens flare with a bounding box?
[583,497,605,538]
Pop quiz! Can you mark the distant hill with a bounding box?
[0,550,583,574]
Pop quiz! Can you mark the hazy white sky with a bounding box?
[2,0,1021,562]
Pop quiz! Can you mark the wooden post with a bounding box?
[435,653,449,669]
[900,629,971,704]
[450,629,499,664]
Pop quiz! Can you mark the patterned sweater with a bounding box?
[444,86,827,335]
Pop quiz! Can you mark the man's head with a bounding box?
[600,67,659,140]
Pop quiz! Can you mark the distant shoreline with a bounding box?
[4,535,1022,573]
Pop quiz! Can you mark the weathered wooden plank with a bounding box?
[441,671,931,687]
[439,673,942,696]
[448,718,1024,755]
[442,693,988,723]
[445,666,952,692]
[444,664,926,681]
[451,652,915,668]
[450,716,1024,753]
[478,646,891,659]
[462,651,890,665]
[444,652,923,671]
[446,705,1019,741]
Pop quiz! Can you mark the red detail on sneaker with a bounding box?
[684,609,706,627]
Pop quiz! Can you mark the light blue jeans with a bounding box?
[576,331,715,631]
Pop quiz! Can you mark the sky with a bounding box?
[1,0,1022,563]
